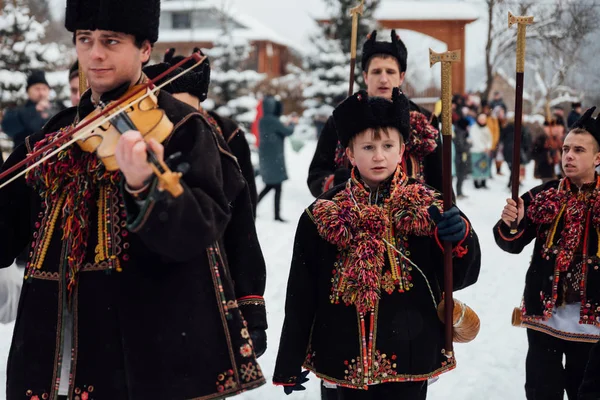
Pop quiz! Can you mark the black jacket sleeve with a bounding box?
[224,183,267,330]
[0,143,35,268]
[225,125,258,216]
[273,211,321,384]
[307,116,340,198]
[493,187,540,254]
[432,207,482,291]
[125,115,232,262]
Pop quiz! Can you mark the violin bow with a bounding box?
[0,53,207,190]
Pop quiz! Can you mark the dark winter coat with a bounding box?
[500,122,531,165]
[494,178,600,328]
[206,110,258,215]
[579,339,600,400]
[258,97,294,185]
[274,172,481,389]
[1,100,63,147]
[307,100,443,198]
[0,89,266,400]
[453,125,471,178]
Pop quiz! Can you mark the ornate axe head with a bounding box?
[429,49,461,68]
[508,12,534,28]
[350,0,365,17]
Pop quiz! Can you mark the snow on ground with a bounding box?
[0,139,542,399]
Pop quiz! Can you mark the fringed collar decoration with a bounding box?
[25,127,121,292]
[528,176,600,272]
[312,167,441,313]
[405,111,439,158]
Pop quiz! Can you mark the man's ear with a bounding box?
[345,146,356,166]
[595,151,600,168]
[399,142,406,161]
[362,71,368,83]
[140,40,152,64]
[398,71,406,86]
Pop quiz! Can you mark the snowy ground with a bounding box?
[0,139,542,399]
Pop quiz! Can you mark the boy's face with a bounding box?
[75,30,151,98]
[562,131,600,183]
[363,57,405,99]
[346,128,405,189]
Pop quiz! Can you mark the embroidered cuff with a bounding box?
[273,375,300,386]
[238,296,268,330]
[122,177,159,232]
[434,217,471,258]
[496,218,527,242]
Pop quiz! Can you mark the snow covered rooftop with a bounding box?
[313,1,480,22]
[158,0,301,51]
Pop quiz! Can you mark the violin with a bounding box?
[0,53,207,198]
[77,84,182,196]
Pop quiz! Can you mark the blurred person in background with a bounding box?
[568,102,583,129]
[257,95,297,222]
[469,113,493,189]
[69,60,81,107]
[1,70,63,148]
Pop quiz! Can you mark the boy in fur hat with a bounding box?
[0,0,266,399]
[307,30,442,199]
[273,89,481,399]
[495,107,600,400]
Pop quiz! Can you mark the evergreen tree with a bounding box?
[323,0,380,53]
[0,0,67,108]
[205,7,265,129]
[300,0,380,129]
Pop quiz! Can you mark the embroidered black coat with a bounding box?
[493,178,600,327]
[307,101,442,197]
[206,110,258,215]
[0,90,266,400]
[273,175,481,389]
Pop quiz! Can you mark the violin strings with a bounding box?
[0,57,206,190]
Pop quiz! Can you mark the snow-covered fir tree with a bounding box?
[0,0,67,109]
[301,0,380,130]
[205,29,264,129]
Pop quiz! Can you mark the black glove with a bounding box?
[249,329,266,358]
[283,370,310,395]
[333,168,351,185]
[428,205,466,242]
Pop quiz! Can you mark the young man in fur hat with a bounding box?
[143,48,258,213]
[273,89,481,399]
[0,0,266,399]
[495,107,600,400]
[307,30,442,198]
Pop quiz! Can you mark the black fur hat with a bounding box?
[571,106,600,144]
[332,88,410,147]
[65,0,160,43]
[361,30,408,73]
[142,48,210,102]
[26,70,49,90]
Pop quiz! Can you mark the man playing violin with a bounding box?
[0,0,266,399]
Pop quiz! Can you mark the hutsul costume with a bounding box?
[274,89,481,398]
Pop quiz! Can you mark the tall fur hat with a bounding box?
[142,48,211,102]
[65,0,161,43]
[571,106,600,145]
[361,30,408,73]
[332,88,410,147]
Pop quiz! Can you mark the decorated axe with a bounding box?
[430,48,461,358]
[508,11,534,234]
[348,0,365,96]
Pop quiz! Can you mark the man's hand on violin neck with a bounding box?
[115,130,164,190]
